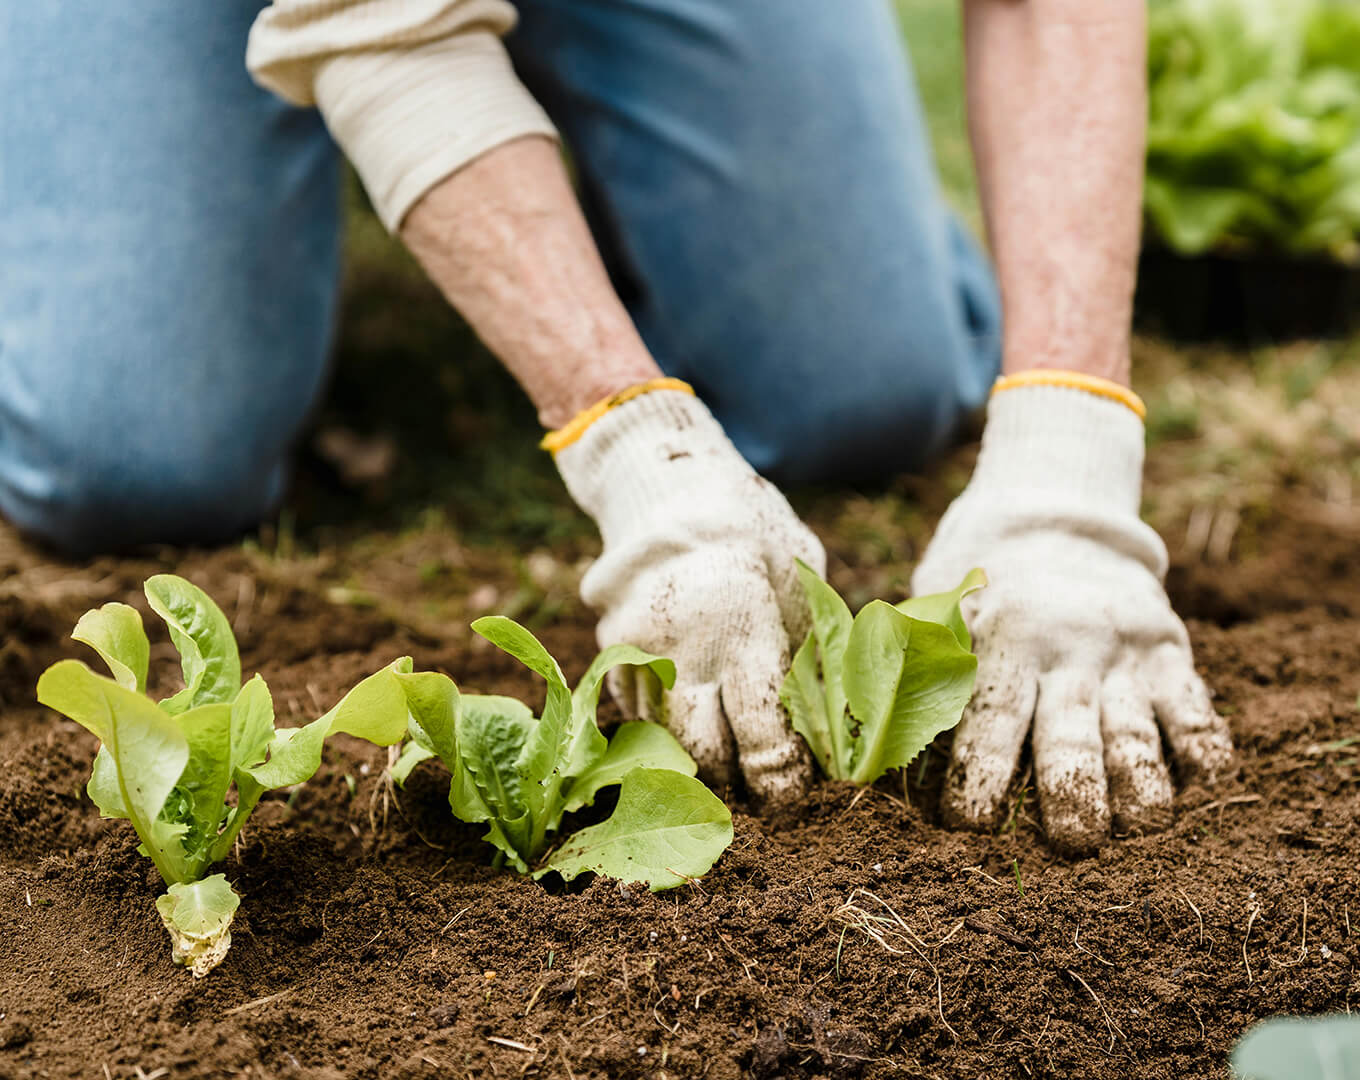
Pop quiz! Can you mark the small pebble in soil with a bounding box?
[0,1022,32,1050]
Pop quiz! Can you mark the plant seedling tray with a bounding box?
[1134,245,1360,344]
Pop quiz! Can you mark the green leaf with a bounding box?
[843,602,978,786]
[896,567,987,650]
[391,671,478,823]
[171,702,234,872]
[458,694,536,867]
[573,646,677,720]
[72,602,149,693]
[458,695,534,809]
[229,675,275,775]
[244,715,330,791]
[154,874,241,978]
[144,576,241,713]
[540,768,734,891]
[376,672,503,854]
[1231,1015,1360,1080]
[37,659,190,884]
[201,676,276,866]
[564,722,697,813]
[421,620,711,880]
[566,645,675,780]
[794,559,853,772]
[446,750,495,827]
[87,746,128,819]
[780,633,837,777]
[318,656,416,746]
[472,617,574,789]
[470,616,567,686]
[207,772,264,867]
[396,670,460,765]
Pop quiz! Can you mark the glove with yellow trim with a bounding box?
[911,373,1235,855]
[552,381,824,807]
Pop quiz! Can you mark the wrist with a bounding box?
[554,389,746,531]
[534,355,664,430]
[973,382,1147,514]
[1005,351,1131,388]
[1002,329,1132,387]
[992,368,1145,420]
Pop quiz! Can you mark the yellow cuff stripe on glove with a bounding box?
[991,368,1146,420]
[540,376,696,453]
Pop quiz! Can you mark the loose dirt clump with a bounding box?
[0,501,1357,1079]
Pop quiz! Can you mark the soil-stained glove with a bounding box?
[911,376,1235,855]
[553,382,824,807]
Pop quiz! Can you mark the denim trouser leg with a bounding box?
[0,3,341,555]
[2,1,997,557]
[509,0,1002,484]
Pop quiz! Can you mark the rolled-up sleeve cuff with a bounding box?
[313,29,559,232]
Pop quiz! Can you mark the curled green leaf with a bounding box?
[144,575,241,713]
[539,768,733,891]
[72,602,149,694]
[154,875,241,978]
[782,568,983,784]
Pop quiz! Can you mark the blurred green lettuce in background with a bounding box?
[1146,0,1360,262]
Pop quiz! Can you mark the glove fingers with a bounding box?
[1144,643,1235,783]
[718,609,813,810]
[1100,669,1173,835]
[1033,669,1110,857]
[766,521,828,646]
[942,652,1036,832]
[666,681,738,792]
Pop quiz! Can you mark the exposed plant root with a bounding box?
[1064,968,1125,1052]
[832,888,960,1039]
[1243,896,1264,985]
[1177,886,1205,948]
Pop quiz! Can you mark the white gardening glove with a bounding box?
[554,386,824,806]
[912,380,1235,855]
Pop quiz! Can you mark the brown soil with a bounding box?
[1,501,1357,1080]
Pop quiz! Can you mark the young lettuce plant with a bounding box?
[391,616,734,890]
[35,575,410,976]
[780,562,986,784]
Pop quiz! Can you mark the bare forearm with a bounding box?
[964,0,1146,385]
[400,136,661,428]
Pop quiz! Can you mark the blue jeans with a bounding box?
[0,1,1000,555]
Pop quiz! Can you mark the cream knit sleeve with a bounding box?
[247,0,558,232]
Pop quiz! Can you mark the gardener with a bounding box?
[2,0,1232,854]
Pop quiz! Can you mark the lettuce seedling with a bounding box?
[779,562,986,785]
[36,575,410,976]
[390,616,734,890]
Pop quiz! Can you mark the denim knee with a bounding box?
[704,215,1001,487]
[717,324,998,488]
[1,2,342,555]
[0,425,289,557]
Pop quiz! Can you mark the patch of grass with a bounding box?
[893,0,979,226]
